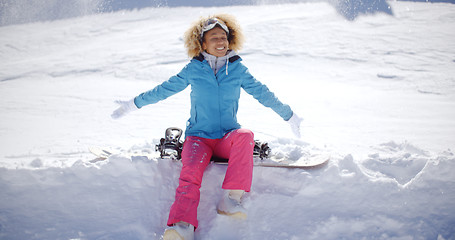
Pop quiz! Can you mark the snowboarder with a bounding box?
[111,14,302,240]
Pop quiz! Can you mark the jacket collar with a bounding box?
[193,52,241,63]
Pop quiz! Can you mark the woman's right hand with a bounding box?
[111,98,138,119]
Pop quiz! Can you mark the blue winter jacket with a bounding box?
[134,54,293,139]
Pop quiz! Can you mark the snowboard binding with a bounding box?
[155,127,271,161]
[155,127,184,160]
[254,141,271,160]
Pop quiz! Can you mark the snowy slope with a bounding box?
[1,2,455,239]
[0,0,393,26]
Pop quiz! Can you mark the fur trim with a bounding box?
[184,14,244,58]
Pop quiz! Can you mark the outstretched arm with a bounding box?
[241,67,302,138]
[111,65,190,119]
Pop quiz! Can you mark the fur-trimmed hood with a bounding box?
[183,14,244,58]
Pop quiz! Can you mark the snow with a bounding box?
[1,1,455,239]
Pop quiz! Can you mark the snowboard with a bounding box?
[89,127,330,169]
[89,145,329,169]
[212,154,329,169]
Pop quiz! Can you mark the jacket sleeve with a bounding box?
[240,66,293,121]
[134,65,190,108]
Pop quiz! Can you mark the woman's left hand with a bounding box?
[287,113,303,138]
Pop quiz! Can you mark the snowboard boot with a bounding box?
[216,190,247,219]
[163,221,194,240]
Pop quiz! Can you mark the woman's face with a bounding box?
[202,27,229,57]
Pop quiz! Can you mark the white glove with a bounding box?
[111,98,138,119]
[287,113,303,138]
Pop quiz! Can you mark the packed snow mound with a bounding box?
[0,141,454,239]
[361,141,431,186]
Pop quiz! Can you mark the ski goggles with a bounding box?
[200,18,229,38]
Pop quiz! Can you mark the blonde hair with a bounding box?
[183,14,244,58]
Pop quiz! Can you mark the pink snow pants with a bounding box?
[167,129,254,229]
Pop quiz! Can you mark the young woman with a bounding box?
[112,14,302,240]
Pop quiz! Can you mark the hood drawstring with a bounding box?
[226,58,229,75]
[207,58,214,70]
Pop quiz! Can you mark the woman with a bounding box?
[112,14,302,240]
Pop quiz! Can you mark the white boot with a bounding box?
[217,190,247,219]
[163,221,194,240]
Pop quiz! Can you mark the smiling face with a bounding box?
[202,27,229,57]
